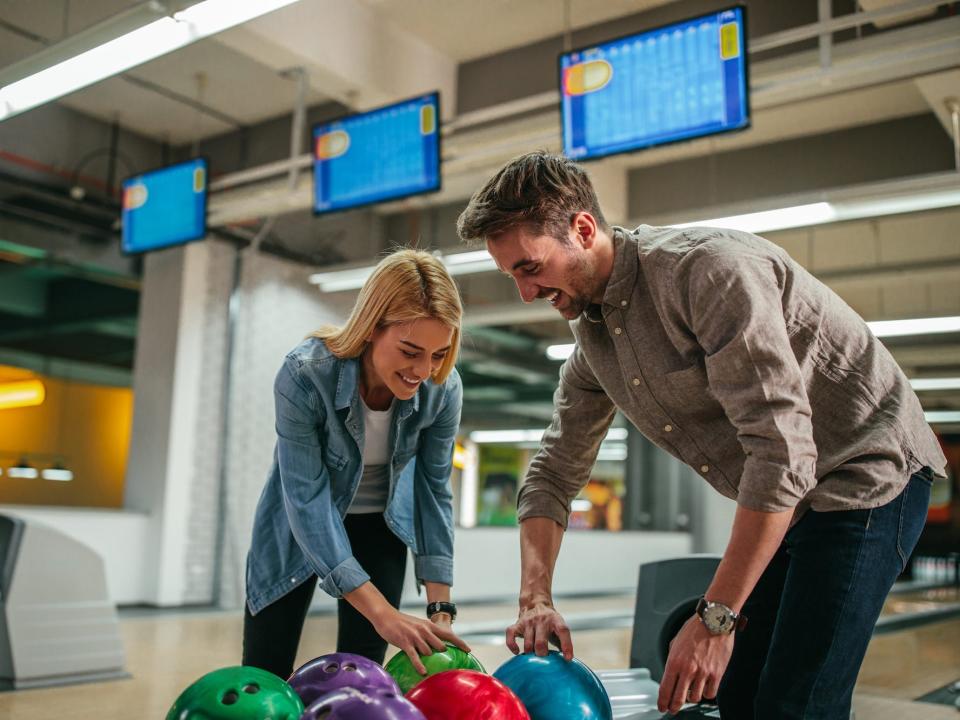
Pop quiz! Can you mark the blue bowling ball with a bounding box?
[493,651,612,720]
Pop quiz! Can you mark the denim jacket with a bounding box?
[246,337,461,614]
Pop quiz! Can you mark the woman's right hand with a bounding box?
[372,606,471,675]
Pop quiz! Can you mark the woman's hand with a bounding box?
[372,607,470,674]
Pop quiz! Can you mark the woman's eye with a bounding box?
[432,354,446,362]
[401,350,418,358]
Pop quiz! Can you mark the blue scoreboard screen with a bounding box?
[312,92,441,214]
[560,6,749,161]
[121,157,208,254]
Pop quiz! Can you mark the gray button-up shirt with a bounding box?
[519,225,947,527]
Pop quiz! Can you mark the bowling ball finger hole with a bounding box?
[323,662,339,674]
[315,711,333,719]
[221,690,239,705]
[343,663,357,672]
[242,683,260,694]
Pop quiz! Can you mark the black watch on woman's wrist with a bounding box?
[426,601,457,621]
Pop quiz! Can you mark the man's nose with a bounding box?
[516,278,539,303]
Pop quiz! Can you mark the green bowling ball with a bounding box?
[166,666,304,720]
[385,642,486,693]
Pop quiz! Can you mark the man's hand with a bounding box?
[372,607,470,675]
[657,615,734,715]
[505,602,573,660]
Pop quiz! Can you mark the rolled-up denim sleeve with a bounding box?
[412,370,462,587]
[675,244,818,512]
[518,345,617,528]
[274,358,370,597]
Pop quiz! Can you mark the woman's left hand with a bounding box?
[429,612,453,629]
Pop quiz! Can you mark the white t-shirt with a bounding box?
[347,397,394,514]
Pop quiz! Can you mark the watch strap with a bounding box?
[426,601,457,621]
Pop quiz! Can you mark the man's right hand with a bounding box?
[505,602,574,660]
[373,607,471,675]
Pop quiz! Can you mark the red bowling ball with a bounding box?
[405,670,530,720]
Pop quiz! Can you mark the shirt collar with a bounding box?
[582,226,640,321]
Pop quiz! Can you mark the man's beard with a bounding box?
[559,251,596,319]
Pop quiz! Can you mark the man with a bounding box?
[456,152,946,719]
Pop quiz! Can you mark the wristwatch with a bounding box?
[426,601,457,622]
[695,596,748,635]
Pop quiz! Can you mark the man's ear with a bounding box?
[571,211,598,248]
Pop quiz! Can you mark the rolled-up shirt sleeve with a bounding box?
[519,344,617,528]
[274,358,370,597]
[674,244,818,512]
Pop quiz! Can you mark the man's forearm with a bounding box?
[705,504,794,612]
[518,516,565,609]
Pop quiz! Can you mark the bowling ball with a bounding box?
[289,652,400,706]
[384,642,486,693]
[166,665,304,720]
[493,651,612,720]
[300,686,425,719]
[405,670,530,720]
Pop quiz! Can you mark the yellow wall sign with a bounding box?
[720,22,740,60]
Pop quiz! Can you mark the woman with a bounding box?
[243,248,468,679]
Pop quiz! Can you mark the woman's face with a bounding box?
[363,318,454,404]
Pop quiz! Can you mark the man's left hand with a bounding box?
[657,615,734,715]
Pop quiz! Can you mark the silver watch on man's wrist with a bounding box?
[695,596,748,635]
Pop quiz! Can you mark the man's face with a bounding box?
[487,225,599,320]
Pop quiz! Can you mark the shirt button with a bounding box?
[632,378,640,386]
[700,465,710,473]
[291,578,297,583]
[664,424,673,432]
[620,300,627,307]
[614,327,622,335]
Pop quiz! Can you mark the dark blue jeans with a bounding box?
[717,468,933,720]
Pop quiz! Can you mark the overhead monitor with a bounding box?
[312,92,441,214]
[560,6,750,161]
[121,157,208,254]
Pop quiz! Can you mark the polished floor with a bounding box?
[1,592,958,719]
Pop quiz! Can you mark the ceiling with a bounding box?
[0,0,958,428]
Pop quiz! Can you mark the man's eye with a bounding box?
[525,265,540,275]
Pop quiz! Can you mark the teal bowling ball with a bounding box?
[493,652,612,720]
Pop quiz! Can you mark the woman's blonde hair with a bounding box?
[313,248,463,383]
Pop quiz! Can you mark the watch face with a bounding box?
[702,604,734,634]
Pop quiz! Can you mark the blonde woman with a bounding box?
[243,248,468,679]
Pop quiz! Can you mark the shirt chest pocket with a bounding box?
[322,445,348,472]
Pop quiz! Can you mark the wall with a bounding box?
[0,367,132,508]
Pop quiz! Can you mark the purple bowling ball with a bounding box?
[300,687,426,720]
[289,653,400,707]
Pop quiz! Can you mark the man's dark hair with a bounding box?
[456,151,608,245]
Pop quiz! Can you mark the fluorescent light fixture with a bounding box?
[0,379,46,410]
[673,202,837,233]
[546,316,960,361]
[7,465,38,479]
[925,411,960,423]
[0,0,301,122]
[469,427,626,444]
[546,344,575,361]
[868,316,960,338]
[42,467,74,482]
[310,249,497,292]
[910,378,960,391]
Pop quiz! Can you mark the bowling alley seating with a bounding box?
[0,513,127,689]
[629,555,722,682]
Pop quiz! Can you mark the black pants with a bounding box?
[717,468,932,719]
[242,513,408,679]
